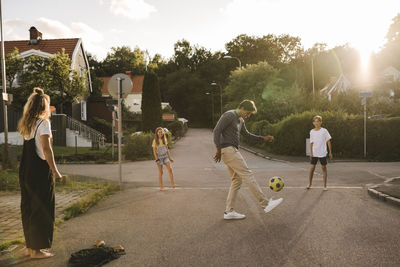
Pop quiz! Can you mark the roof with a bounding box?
[3,38,80,59]
[100,74,144,96]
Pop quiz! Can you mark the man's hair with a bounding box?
[313,115,322,122]
[238,100,257,114]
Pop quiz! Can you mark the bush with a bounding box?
[87,117,112,142]
[167,121,184,137]
[123,132,154,160]
[246,111,400,160]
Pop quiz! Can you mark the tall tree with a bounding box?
[101,46,146,76]
[141,71,162,132]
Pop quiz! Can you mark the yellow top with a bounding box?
[152,139,168,148]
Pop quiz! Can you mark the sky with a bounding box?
[3,0,400,62]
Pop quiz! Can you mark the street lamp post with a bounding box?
[211,82,222,117]
[205,92,214,125]
[311,55,315,96]
[223,55,241,68]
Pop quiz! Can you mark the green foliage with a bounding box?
[63,183,120,220]
[14,50,87,111]
[141,71,162,132]
[0,47,24,89]
[247,111,400,160]
[167,121,184,137]
[100,46,146,76]
[0,169,19,191]
[225,33,303,68]
[87,117,112,142]
[123,132,154,160]
[0,238,24,252]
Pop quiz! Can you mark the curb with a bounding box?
[367,187,400,208]
[240,144,400,208]
[239,146,290,164]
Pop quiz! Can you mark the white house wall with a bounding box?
[125,93,142,113]
[66,128,92,147]
[0,132,23,145]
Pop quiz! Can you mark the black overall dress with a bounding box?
[19,119,55,249]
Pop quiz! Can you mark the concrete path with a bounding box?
[2,128,400,267]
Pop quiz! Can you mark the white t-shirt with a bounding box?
[310,127,331,157]
[24,119,52,160]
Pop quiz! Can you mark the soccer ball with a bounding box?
[269,176,284,192]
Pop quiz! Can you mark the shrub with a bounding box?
[86,117,112,142]
[246,111,400,160]
[123,132,154,160]
[167,121,184,137]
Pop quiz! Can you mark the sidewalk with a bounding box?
[240,144,400,208]
[0,188,98,253]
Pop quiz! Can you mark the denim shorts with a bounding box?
[158,157,170,165]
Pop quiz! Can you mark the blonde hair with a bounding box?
[313,115,322,122]
[154,127,167,146]
[18,87,51,137]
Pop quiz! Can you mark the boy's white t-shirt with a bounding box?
[24,119,52,160]
[310,127,331,157]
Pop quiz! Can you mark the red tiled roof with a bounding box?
[100,74,144,96]
[3,38,80,59]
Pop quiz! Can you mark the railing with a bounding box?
[52,114,105,146]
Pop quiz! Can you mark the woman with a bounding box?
[18,87,62,259]
[152,127,177,191]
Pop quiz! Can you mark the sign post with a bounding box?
[107,74,132,188]
[359,91,372,158]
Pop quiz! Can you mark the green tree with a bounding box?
[17,50,87,112]
[225,34,303,68]
[141,71,162,132]
[0,47,24,89]
[101,46,146,76]
[46,50,87,113]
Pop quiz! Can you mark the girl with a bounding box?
[152,127,177,191]
[18,88,62,259]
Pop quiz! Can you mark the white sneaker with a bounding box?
[224,210,246,220]
[264,198,283,213]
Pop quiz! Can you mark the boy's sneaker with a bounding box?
[224,210,246,220]
[264,198,283,213]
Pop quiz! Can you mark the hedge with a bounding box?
[245,111,400,161]
[123,131,173,161]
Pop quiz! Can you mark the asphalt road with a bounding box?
[6,128,400,267]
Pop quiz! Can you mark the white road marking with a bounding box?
[142,186,363,190]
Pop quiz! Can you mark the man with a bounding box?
[213,100,283,220]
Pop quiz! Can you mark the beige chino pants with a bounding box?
[221,146,269,212]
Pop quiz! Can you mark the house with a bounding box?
[320,73,351,101]
[3,26,92,121]
[99,71,144,114]
[1,27,105,147]
[92,72,174,123]
[381,66,400,82]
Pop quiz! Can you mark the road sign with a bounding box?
[361,98,366,105]
[107,73,133,99]
[359,91,372,98]
[106,99,118,106]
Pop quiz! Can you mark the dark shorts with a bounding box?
[310,157,327,166]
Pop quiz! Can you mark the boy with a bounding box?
[213,99,283,220]
[307,115,332,191]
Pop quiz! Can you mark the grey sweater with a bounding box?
[213,110,264,150]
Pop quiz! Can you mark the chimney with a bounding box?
[28,26,42,45]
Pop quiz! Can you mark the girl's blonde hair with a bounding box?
[154,127,167,146]
[18,87,51,137]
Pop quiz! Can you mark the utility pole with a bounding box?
[0,0,9,168]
